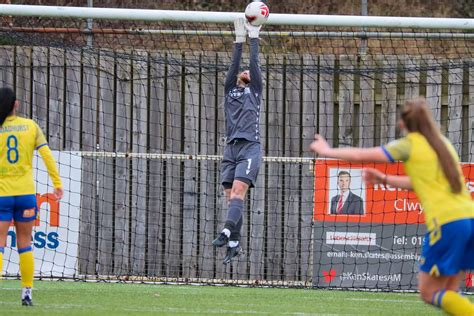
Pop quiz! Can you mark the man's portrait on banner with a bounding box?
[329,169,365,215]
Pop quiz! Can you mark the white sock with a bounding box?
[22,287,32,299]
[222,228,231,238]
[228,240,239,248]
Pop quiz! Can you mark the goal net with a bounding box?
[0,4,473,290]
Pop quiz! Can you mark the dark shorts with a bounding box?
[0,194,38,222]
[419,218,474,276]
[220,139,262,189]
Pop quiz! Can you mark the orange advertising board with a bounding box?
[313,160,474,224]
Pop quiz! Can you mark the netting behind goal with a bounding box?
[0,6,473,290]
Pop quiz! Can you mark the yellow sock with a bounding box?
[433,289,474,316]
[18,246,34,288]
[0,247,4,278]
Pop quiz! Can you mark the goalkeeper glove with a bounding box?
[234,18,247,43]
[245,21,261,39]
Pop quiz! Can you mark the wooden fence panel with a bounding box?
[404,56,420,100]
[300,162,314,284]
[300,55,318,282]
[426,57,442,125]
[249,164,265,280]
[32,47,48,131]
[48,48,64,150]
[15,47,32,118]
[339,55,355,146]
[131,52,149,275]
[319,56,335,145]
[283,55,302,281]
[182,52,200,278]
[0,47,14,91]
[147,52,166,277]
[77,50,99,275]
[248,52,268,280]
[265,56,285,280]
[360,55,375,148]
[114,55,131,275]
[96,53,115,275]
[64,50,82,151]
[301,55,318,150]
[380,55,398,144]
[198,53,219,279]
[165,53,184,277]
[447,64,463,156]
[81,51,98,151]
[77,155,97,276]
[165,157,183,278]
[65,50,87,275]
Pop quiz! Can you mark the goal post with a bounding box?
[0,4,472,290]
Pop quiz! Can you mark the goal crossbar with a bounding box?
[0,4,473,29]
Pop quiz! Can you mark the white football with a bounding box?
[245,1,270,26]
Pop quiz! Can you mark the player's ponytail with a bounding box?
[0,87,16,127]
[401,98,462,193]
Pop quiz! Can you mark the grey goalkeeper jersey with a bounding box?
[224,38,263,143]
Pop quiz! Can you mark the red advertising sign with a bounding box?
[313,160,474,224]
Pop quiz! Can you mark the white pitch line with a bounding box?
[342,297,422,304]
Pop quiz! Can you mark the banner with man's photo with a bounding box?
[312,160,474,291]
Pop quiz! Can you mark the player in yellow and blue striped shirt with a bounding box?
[0,87,63,306]
[310,98,474,315]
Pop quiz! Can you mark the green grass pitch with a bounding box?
[0,280,465,315]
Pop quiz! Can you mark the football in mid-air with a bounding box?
[245,1,270,26]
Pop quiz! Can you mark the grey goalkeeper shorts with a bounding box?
[220,139,262,189]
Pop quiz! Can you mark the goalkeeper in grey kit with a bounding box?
[212,18,263,264]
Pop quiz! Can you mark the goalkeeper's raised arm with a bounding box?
[224,18,246,94]
[246,22,263,94]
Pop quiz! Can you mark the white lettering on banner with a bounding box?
[394,199,424,214]
[326,232,376,246]
[340,272,402,283]
[326,250,420,261]
[375,182,474,193]
[349,251,420,261]
[5,151,81,277]
[327,251,348,258]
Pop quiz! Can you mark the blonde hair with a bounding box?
[401,98,462,193]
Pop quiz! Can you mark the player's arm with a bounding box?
[363,168,413,190]
[224,18,246,94]
[378,137,413,189]
[35,123,63,199]
[310,134,414,190]
[384,174,412,190]
[246,23,263,94]
[309,134,390,163]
